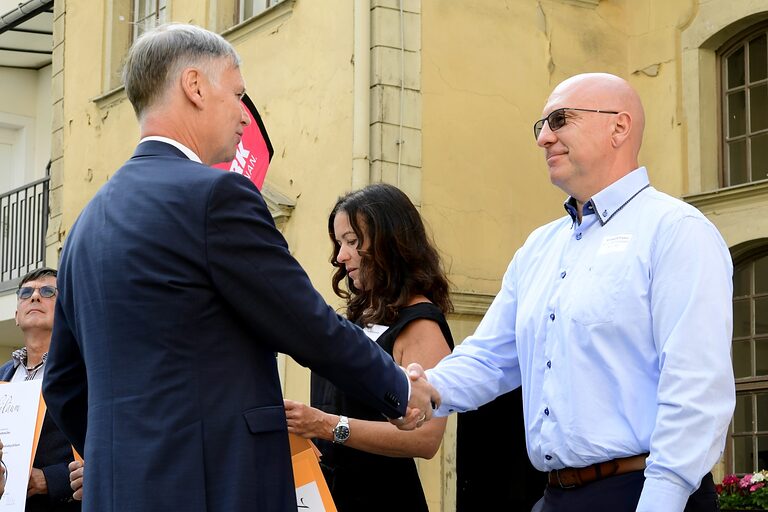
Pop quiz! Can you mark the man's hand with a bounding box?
[390,363,441,430]
[69,460,84,501]
[27,467,48,497]
[284,399,335,441]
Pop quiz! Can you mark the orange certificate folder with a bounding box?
[289,434,337,512]
[30,393,46,469]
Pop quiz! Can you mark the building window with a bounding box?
[133,0,168,41]
[215,0,282,33]
[731,250,768,473]
[237,0,281,25]
[721,25,768,187]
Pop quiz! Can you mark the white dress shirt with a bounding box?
[139,136,202,163]
[427,167,735,511]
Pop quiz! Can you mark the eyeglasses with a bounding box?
[16,286,57,300]
[533,108,620,140]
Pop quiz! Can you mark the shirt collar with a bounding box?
[139,136,202,163]
[563,167,651,226]
[11,347,48,369]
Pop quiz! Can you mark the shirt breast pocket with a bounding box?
[567,252,632,326]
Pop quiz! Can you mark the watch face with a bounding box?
[334,425,350,442]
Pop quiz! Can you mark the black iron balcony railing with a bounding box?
[0,177,49,284]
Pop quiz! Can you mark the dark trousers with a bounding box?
[531,472,718,512]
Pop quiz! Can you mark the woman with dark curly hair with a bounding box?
[284,183,454,512]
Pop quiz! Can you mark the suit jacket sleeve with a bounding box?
[42,296,88,456]
[205,172,408,418]
[41,461,75,503]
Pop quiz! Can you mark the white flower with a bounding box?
[752,472,765,483]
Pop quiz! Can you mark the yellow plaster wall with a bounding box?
[419,0,715,295]
[421,0,633,295]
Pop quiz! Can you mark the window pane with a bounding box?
[729,91,747,137]
[735,265,751,297]
[752,133,768,182]
[734,436,755,473]
[729,46,746,89]
[245,0,269,19]
[757,298,768,335]
[759,393,768,430]
[735,298,752,338]
[729,140,748,186]
[736,394,753,432]
[759,436,768,472]
[759,340,768,378]
[751,84,768,132]
[757,256,768,294]
[758,339,768,375]
[751,35,768,83]
[734,339,752,378]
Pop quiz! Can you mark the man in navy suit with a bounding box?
[1,268,79,511]
[42,23,439,512]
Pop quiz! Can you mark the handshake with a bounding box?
[69,363,441,501]
[390,363,441,430]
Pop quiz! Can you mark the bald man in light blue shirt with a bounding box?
[424,73,734,512]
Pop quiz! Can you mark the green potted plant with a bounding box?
[718,471,768,511]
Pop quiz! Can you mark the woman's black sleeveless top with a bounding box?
[310,302,454,512]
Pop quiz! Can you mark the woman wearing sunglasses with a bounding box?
[284,183,453,512]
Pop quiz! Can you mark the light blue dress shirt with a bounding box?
[427,167,735,511]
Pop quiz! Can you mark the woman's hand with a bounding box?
[284,399,336,441]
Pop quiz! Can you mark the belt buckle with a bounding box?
[556,469,577,489]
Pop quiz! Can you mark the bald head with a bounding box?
[537,73,646,202]
[550,73,645,154]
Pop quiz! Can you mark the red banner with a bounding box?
[213,93,274,190]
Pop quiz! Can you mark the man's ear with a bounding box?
[611,111,632,148]
[180,68,205,109]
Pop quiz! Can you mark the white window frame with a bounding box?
[133,0,168,41]
[237,0,280,25]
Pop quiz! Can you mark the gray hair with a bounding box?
[122,23,241,119]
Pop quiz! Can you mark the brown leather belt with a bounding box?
[547,454,648,489]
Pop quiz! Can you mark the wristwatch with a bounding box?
[332,415,350,444]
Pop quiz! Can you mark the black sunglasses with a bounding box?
[16,285,58,300]
[533,108,620,140]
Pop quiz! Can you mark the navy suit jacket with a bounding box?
[0,362,79,512]
[42,141,409,512]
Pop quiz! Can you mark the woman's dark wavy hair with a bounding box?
[328,183,453,326]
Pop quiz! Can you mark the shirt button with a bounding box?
[549,313,555,321]
[545,455,552,460]
[547,360,552,369]
[544,408,549,416]
[602,209,608,216]
[560,271,566,279]
[575,233,582,240]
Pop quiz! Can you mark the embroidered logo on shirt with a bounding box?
[597,234,632,254]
